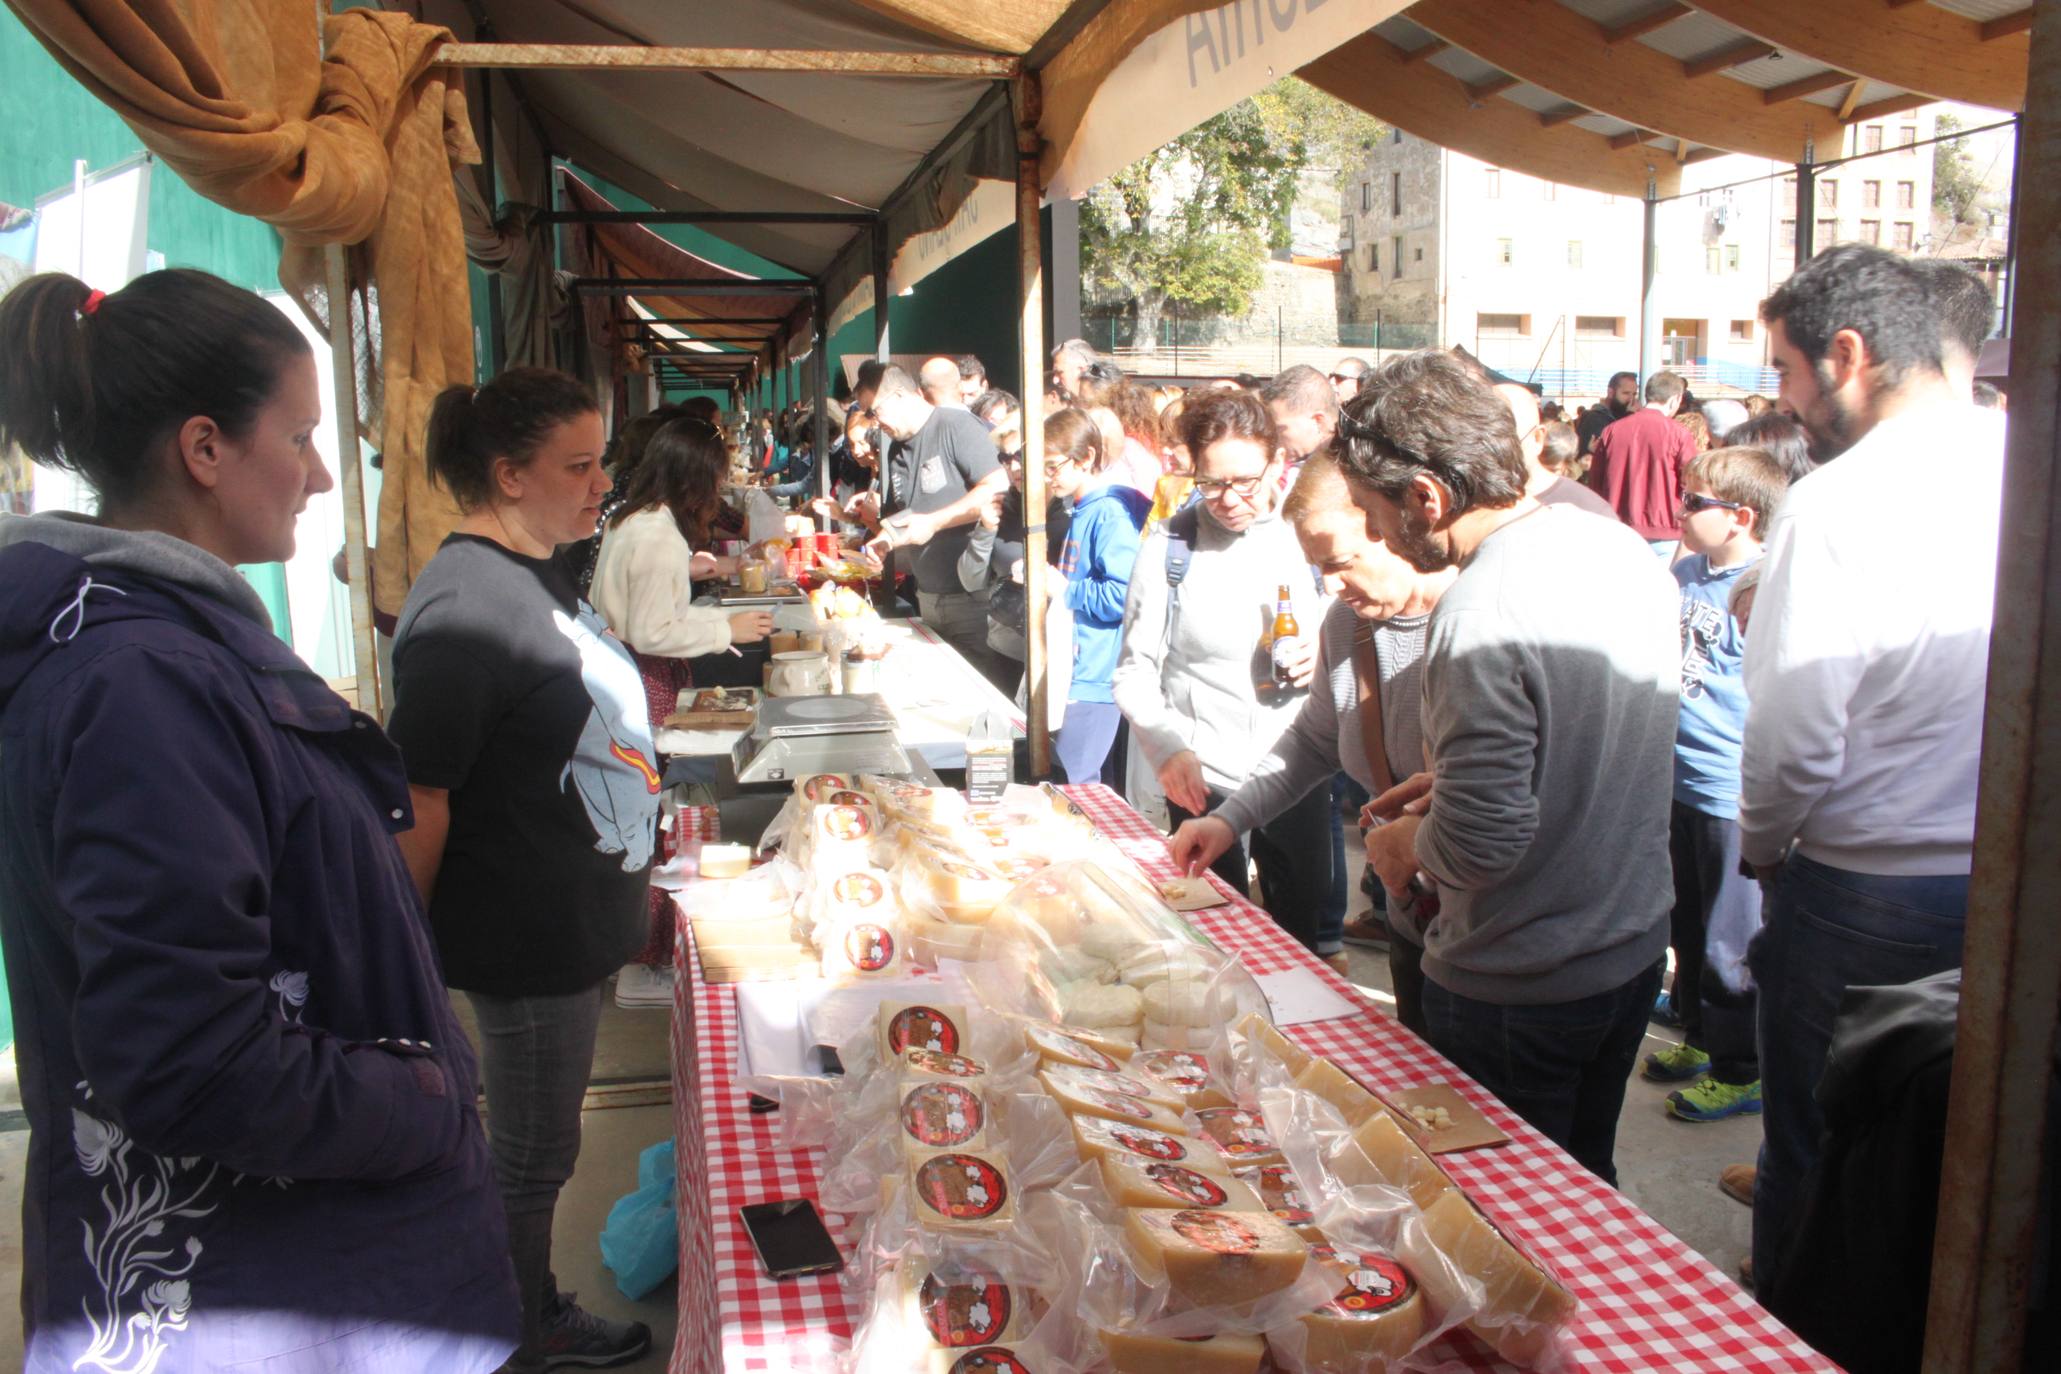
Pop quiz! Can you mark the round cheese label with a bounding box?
[941,860,994,883]
[843,924,895,972]
[1143,1163,1230,1207]
[1200,1108,1275,1159]
[992,857,1044,880]
[833,872,886,907]
[801,773,850,801]
[887,1005,962,1055]
[1135,1050,1212,1090]
[1108,1124,1185,1161]
[1026,1026,1118,1072]
[913,1153,1008,1221]
[905,1048,985,1079]
[919,1268,1013,1347]
[822,805,872,841]
[1310,1244,1416,1317]
[947,1349,1032,1374]
[827,789,870,808]
[902,1082,985,1148]
[1238,1163,1314,1226]
[1170,1209,1261,1256]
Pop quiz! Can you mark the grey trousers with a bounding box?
[467,984,606,1373]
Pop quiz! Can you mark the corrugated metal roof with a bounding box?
[1635,11,1755,61]
[1930,0,2031,21]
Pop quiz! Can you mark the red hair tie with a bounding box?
[80,289,105,317]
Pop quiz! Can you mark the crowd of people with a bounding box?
[0,235,2010,1373]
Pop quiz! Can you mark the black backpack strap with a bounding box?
[1161,501,1200,640]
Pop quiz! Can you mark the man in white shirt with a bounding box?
[1740,244,2004,1299]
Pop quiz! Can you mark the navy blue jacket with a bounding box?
[0,526,518,1372]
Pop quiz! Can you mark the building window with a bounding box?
[1862,125,1883,154]
[1780,219,1796,248]
[1391,171,1402,216]
[1899,126,1917,154]
[1369,243,1379,273]
[1393,128,1403,144]
[1485,169,1501,199]
[1726,244,1741,271]
[1477,312,1529,337]
[1820,179,1838,210]
[1495,237,1513,265]
[1782,175,1797,212]
[1863,180,1881,209]
[1394,237,1405,278]
[1706,244,1720,274]
[1413,246,1423,262]
[1896,180,1916,210]
[1575,315,1625,338]
[1341,215,1354,249]
[1361,182,1370,213]
[1730,319,1755,343]
[1859,219,1881,245]
[1567,240,1583,268]
[1893,221,1914,251]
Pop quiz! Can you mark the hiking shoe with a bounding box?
[1667,1077,1763,1122]
[1650,989,1685,1029]
[1642,1042,1710,1083]
[1719,1163,1757,1206]
[538,1292,651,1369]
[1341,915,1390,949]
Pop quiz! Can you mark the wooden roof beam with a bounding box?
[1537,105,1587,127]
[1298,33,1681,200]
[1608,128,1655,150]
[1837,79,1867,120]
[1684,0,2026,110]
[1764,69,1856,104]
[1683,39,1776,78]
[431,43,1020,76]
[1846,92,1930,124]
[1602,3,1692,43]
[1982,11,2034,41]
[1406,0,1823,162]
[1403,39,1450,62]
[1464,73,1521,102]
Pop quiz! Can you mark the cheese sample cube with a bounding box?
[1233,1162,1321,1235]
[1285,1241,1428,1371]
[1039,1062,1183,1111]
[908,1150,1016,1228]
[1099,1155,1267,1213]
[1337,1110,1455,1212]
[1418,1191,1578,1367]
[1194,1107,1284,1168]
[1235,1012,1312,1078]
[1129,1050,1235,1111]
[925,1346,1038,1374]
[879,1001,970,1060]
[1024,1023,1133,1071]
[1121,1207,1309,1308]
[1070,1115,1230,1174]
[898,1080,989,1153]
[1099,1329,1264,1374]
[901,1262,1031,1348]
[1293,1058,1384,1129]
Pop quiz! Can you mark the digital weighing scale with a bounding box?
[729,692,941,786]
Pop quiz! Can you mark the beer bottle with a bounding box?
[1269,584,1300,687]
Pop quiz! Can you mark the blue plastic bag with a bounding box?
[599,1139,678,1300]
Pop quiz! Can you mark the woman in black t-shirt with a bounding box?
[390,368,658,1373]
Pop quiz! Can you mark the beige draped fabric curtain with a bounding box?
[4,0,478,618]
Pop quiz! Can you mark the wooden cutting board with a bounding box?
[664,686,760,730]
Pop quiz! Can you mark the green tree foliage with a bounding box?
[1932,113,1986,227]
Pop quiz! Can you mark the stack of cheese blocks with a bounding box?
[1240,1015,1579,1369]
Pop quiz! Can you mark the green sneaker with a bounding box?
[1642,1042,1710,1083]
[1668,1077,1764,1122]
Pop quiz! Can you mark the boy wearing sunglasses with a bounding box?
[1646,446,1791,1124]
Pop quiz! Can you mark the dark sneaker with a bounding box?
[1667,1077,1763,1122]
[1341,915,1390,949]
[1650,989,1685,1029]
[538,1292,652,1369]
[1642,1042,1710,1083]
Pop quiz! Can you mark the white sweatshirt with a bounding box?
[1738,402,2006,875]
[589,507,735,659]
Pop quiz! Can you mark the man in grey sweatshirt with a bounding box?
[1337,350,1680,1186]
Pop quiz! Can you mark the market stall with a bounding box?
[665,781,1837,1374]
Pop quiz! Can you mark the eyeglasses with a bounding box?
[1042,456,1078,476]
[1679,492,1743,514]
[1194,473,1270,499]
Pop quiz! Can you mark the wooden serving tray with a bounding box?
[665,686,760,730]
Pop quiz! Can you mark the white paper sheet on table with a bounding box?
[734,969,975,1078]
[1254,966,1362,1027]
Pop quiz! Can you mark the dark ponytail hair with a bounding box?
[425,366,596,511]
[0,269,310,513]
[610,416,728,546]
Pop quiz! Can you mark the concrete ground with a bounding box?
[0,955,1754,1372]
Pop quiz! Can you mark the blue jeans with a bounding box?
[1055,699,1122,784]
[1423,961,1664,1185]
[1320,773,1370,954]
[1749,857,1966,1295]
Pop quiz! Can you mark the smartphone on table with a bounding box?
[739,1198,844,1279]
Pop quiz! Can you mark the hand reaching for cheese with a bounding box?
[1167,815,1235,878]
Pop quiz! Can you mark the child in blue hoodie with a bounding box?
[1047,408,1150,783]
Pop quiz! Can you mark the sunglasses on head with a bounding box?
[1680,492,1743,514]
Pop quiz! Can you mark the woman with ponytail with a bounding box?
[0,269,519,1372]
[387,366,659,1372]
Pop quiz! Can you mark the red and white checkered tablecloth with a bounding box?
[671,785,1837,1373]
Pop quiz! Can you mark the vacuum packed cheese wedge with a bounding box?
[1099,1329,1264,1374]
[1099,1154,1267,1212]
[1418,1190,1578,1367]
[902,1048,990,1084]
[1337,1110,1455,1212]
[1038,1062,1183,1111]
[1122,1207,1309,1308]
[901,1261,1031,1347]
[820,916,904,980]
[1194,1107,1285,1168]
[911,852,1011,922]
[898,1080,989,1153]
[698,843,753,879]
[1070,1115,1230,1174]
[1129,1050,1235,1110]
[925,1344,1039,1373]
[796,772,854,803]
[1038,1071,1186,1132]
[1293,1058,1384,1128]
[1285,1241,1427,1371]
[1235,1012,1312,1077]
[908,1149,1016,1228]
[1023,1023,1133,1071]
[1234,1162,1320,1235]
[879,1001,970,1061]
[908,915,986,966]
